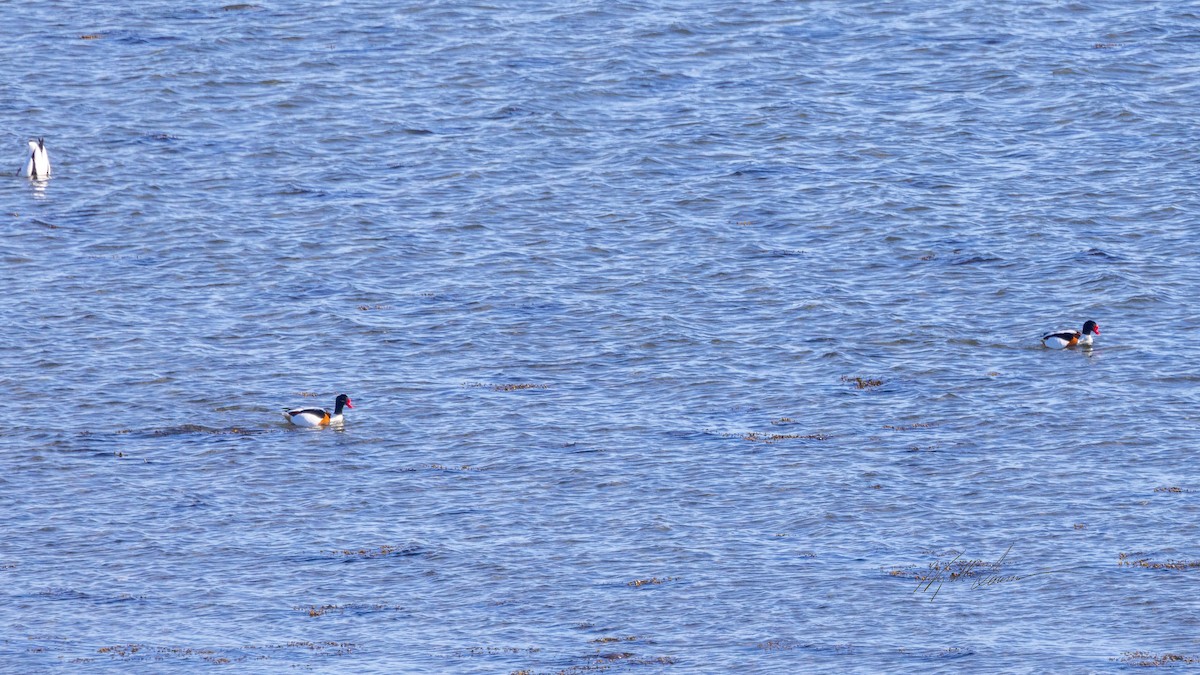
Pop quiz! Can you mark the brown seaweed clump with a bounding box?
[627,577,679,587]
[842,375,884,389]
[1114,651,1200,666]
[1117,552,1200,570]
[325,544,421,559]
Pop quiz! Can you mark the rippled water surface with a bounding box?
[4,1,1200,672]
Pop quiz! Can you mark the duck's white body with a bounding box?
[1042,331,1084,349]
[283,394,353,427]
[1041,321,1100,349]
[22,138,50,178]
[284,409,338,427]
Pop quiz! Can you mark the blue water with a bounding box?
[3,1,1200,671]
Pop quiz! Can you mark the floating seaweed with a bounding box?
[427,464,483,472]
[294,603,405,618]
[449,646,541,657]
[756,639,801,652]
[627,577,679,588]
[542,654,677,674]
[82,425,266,437]
[842,375,885,389]
[589,636,652,645]
[742,432,830,443]
[885,551,1006,583]
[493,383,551,392]
[895,646,972,659]
[91,641,355,665]
[754,641,854,655]
[325,544,426,559]
[1118,552,1200,570]
[461,382,552,392]
[1114,651,1200,666]
[882,422,937,431]
[704,429,829,443]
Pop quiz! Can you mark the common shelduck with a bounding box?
[1041,320,1100,349]
[21,138,50,178]
[283,394,353,427]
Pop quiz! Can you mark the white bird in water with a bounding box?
[1041,320,1100,349]
[283,394,354,428]
[21,138,50,178]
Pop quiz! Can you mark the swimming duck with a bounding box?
[283,394,353,427]
[1041,320,1100,349]
[21,138,50,178]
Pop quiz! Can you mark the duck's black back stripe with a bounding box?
[289,408,327,417]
